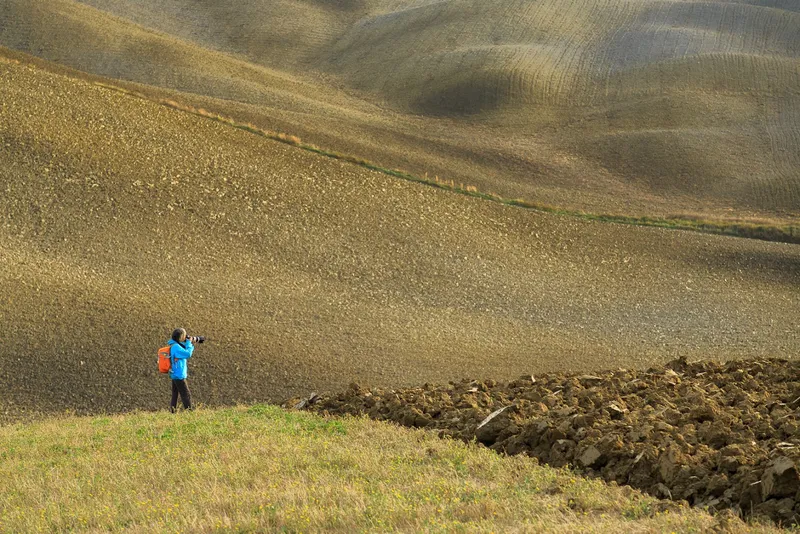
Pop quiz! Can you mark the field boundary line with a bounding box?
[89,80,800,245]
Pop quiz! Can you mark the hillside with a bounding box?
[0,58,798,420]
[1,0,798,222]
[0,405,766,533]
[303,357,800,524]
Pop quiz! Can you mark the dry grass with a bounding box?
[1,0,798,223]
[93,82,305,146]
[0,405,777,533]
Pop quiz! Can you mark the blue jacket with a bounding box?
[168,338,194,380]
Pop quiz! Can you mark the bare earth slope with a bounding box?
[1,0,798,222]
[0,59,797,419]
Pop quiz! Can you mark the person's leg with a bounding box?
[178,379,193,410]
[170,380,179,413]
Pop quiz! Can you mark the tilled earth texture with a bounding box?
[298,358,800,526]
[1,58,799,422]
[2,1,800,223]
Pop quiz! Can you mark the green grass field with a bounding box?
[0,405,776,533]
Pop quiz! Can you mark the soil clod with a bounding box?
[293,357,800,525]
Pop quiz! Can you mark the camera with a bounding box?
[188,336,205,344]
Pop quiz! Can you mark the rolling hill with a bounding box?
[0,406,754,532]
[0,56,797,420]
[0,0,798,222]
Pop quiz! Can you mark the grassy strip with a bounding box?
[0,405,770,533]
[504,202,800,244]
[92,81,800,246]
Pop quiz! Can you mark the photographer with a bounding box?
[167,328,203,412]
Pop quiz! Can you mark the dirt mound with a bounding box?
[293,357,800,526]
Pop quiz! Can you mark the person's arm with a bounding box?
[172,339,194,359]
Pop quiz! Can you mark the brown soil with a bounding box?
[297,357,800,526]
[1,59,798,424]
[1,1,799,224]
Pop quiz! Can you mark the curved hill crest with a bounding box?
[0,0,798,220]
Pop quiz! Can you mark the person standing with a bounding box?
[168,328,194,412]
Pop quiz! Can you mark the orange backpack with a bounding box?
[158,345,172,374]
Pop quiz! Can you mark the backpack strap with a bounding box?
[170,342,187,374]
[170,343,178,374]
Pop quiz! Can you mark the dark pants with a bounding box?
[170,379,192,412]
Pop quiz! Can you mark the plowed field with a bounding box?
[1,60,797,422]
[1,0,798,221]
[299,357,800,525]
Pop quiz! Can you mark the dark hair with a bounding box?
[171,328,186,342]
